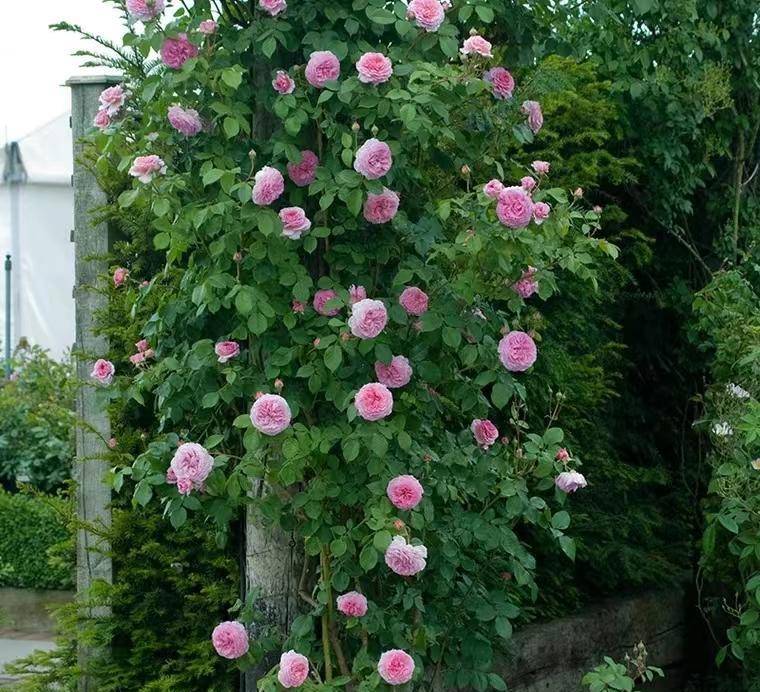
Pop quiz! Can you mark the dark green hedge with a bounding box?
[0,490,73,590]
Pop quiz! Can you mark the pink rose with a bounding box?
[250,394,292,436]
[129,352,146,366]
[407,0,445,32]
[107,437,117,449]
[212,621,249,659]
[90,359,115,385]
[135,339,150,353]
[126,0,164,21]
[129,155,166,184]
[355,383,394,421]
[556,447,570,462]
[313,289,340,316]
[484,67,515,100]
[483,179,504,199]
[555,470,587,493]
[305,51,341,88]
[573,187,584,198]
[522,100,543,134]
[399,286,429,316]
[272,70,295,95]
[98,85,126,116]
[93,109,111,130]
[160,34,199,70]
[461,35,493,58]
[532,160,550,175]
[259,0,286,16]
[533,201,551,225]
[356,52,393,84]
[287,150,319,187]
[363,188,400,224]
[168,105,202,137]
[215,341,240,363]
[348,299,388,339]
[349,285,367,305]
[471,419,499,449]
[113,267,129,287]
[593,205,603,214]
[378,649,415,686]
[512,267,538,299]
[498,330,537,372]
[521,176,536,192]
[385,536,427,576]
[375,355,412,389]
[279,207,312,239]
[387,475,424,511]
[354,138,392,180]
[336,591,368,618]
[199,19,217,34]
[278,650,309,688]
[170,442,213,491]
[177,477,193,495]
[496,186,533,229]
[292,300,305,313]
[251,166,284,205]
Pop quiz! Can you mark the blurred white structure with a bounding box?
[0,114,75,360]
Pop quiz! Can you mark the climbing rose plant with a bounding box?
[90,0,614,688]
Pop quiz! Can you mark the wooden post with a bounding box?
[67,74,120,692]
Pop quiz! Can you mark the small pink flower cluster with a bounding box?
[129,155,166,184]
[484,164,553,228]
[160,33,199,70]
[279,207,312,239]
[521,100,544,134]
[94,84,128,130]
[90,358,115,385]
[385,535,427,576]
[126,0,164,22]
[130,339,155,367]
[259,0,286,16]
[113,267,129,287]
[214,341,240,363]
[168,105,203,137]
[169,442,213,495]
[512,267,539,299]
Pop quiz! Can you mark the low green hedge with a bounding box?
[0,490,73,590]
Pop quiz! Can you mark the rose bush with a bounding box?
[83,0,615,688]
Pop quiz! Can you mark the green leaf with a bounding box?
[346,188,363,217]
[552,511,571,530]
[118,189,139,208]
[359,544,378,572]
[494,617,512,640]
[221,66,243,89]
[373,530,392,551]
[342,438,360,462]
[324,345,343,372]
[153,232,170,250]
[223,117,240,138]
[559,535,576,560]
[491,383,512,409]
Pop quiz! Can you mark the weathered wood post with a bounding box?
[67,74,120,692]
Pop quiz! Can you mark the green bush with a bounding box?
[0,490,73,590]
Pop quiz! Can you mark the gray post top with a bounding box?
[66,74,123,87]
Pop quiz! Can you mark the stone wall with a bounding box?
[0,588,73,633]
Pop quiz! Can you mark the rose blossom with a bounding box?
[348,299,388,339]
[363,188,400,224]
[259,0,286,16]
[336,592,368,618]
[313,289,340,316]
[135,339,149,353]
[522,100,544,134]
[399,286,428,316]
[461,35,493,58]
[375,355,412,389]
[532,160,550,175]
[287,150,319,186]
[212,621,249,659]
[512,267,538,298]
[407,0,445,32]
[160,34,199,70]
[556,447,570,462]
[93,109,111,130]
[349,285,367,305]
[483,179,504,199]
[356,52,393,84]
[471,419,499,449]
[170,442,213,492]
[484,67,515,100]
[215,341,240,363]
[292,300,305,313]
[126,0,165,21]
[272,70,295,95]
[251,166,284,205]
[355,383,394,421]
[279,207,312,239]
[129,155,166,184]
[113,267,129,287]
[199,19,217,34]
[354,139,393,180]
[521,176,536,191]
[533,201,551,225]
[387,475,424,511]
[496,186,533,229]
[378,649,415,686]
[98,85,126,116]
[498,330,538,372]
[90,359,115,385]
[278,650,309,688]
[385,536,427,576]
[167,105,203,137]
[250,394,292,436]
[573,187,584,198]
[555,470,587,493]
[305,51,341,88]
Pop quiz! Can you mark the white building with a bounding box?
[0,114,75,361]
